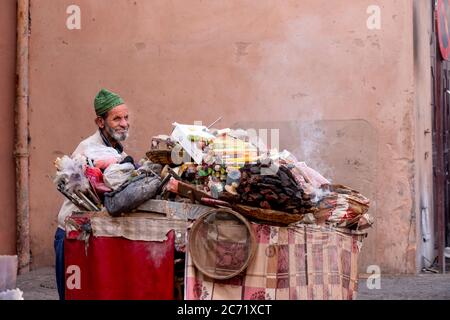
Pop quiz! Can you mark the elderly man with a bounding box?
[54,89,130,300]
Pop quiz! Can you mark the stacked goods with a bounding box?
[145,123,372,229]
[209,134,259,168]
[237,162,314,215]
[54,121,373,230]
[53,143,162,215]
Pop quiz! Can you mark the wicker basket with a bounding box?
[233,204,308,226]
[146,149,185,165]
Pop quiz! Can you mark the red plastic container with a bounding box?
[64,231,175,300]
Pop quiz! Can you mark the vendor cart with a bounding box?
[63,200,366,300]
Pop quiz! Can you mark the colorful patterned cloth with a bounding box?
[185,223,363,300]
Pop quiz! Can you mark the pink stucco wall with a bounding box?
[0,0,17,256]
[27,0,420,273]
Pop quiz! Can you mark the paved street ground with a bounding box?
[11,267,450,300]
[16,267,59,300]
[357,273,450,300]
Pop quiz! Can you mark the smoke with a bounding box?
[311,186,332,204]
[294,120,333,182]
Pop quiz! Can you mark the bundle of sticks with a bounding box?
[56,181,101,212]
[236,163,314,214]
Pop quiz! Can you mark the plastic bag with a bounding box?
[136,161,162,176]
[84,143,122,169]
[0,255,17,292]
[104,174,161,217]
[53,154,90,192]
[85,166,112,194]
[295,162,330,188]
[171,123,215,164]
[0,289,24,300]
[278,151,329,192]
[103,163,135,191]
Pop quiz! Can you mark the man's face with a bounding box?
[98,104,130,142]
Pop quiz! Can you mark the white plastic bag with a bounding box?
[84,143,122,163]
[53,154,90,192]
[103,163,135,190]
[0,289,24,300]
[295,162,330,188]
[0,255,17,291]
[171,123,215,164]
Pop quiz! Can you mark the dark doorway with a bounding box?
[431,0,450,273]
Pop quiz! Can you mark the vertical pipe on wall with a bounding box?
[15,0,30,274]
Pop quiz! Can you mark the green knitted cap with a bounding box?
[94,89,124,116]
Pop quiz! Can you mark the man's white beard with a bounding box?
[106,124,129,142]
[112,130,129,142]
